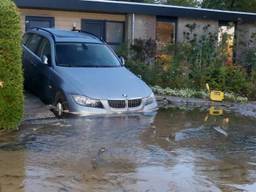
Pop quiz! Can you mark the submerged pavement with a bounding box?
[23,92,256,124]
[157,95,256,119]
[1,109,256,192]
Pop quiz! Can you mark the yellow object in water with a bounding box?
[206,83,224,102]
[209,106,224,116]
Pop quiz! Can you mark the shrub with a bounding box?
[152,85,248,103]
[0,0,23,129]
[130,39,157,64]
[120,24,256,101]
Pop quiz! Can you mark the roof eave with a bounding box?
[14,0,256,22]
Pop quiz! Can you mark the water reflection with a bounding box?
[142,108,256,192]
[0,109,256,191]
[204,106,229,137]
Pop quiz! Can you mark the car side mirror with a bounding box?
[119,56,125,66]
[42,55,49,65]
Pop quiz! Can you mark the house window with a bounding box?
[81,20,105,40]
[218,21,236,64]
[156,17,177,51]
[106,21,124,50]
[81,19,125,51]
[25,16,55,31]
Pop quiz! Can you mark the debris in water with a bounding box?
[91,147,107,169]
[213,126,228,137]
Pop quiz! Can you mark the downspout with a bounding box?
[132,13,135,44]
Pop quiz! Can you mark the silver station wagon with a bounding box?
[22,28,158,117]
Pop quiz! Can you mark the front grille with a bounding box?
[128,99,142,108]
[108,100,126,108]
[108,99,142,109]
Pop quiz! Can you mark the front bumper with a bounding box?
[65,95,158,116]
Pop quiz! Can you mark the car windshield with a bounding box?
[55,43,121,67]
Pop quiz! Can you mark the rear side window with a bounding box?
[38,38,52,65]
[26,34,43,55]
[22,33,32,46]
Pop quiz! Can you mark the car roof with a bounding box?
[29,28,103,43]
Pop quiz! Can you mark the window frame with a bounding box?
[25,16,55,31]
[218,20,237,63]
[156,16,177,45]
[105,20,125,46]
[81,19,125,48]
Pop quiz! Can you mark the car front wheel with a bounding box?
[56,101,64,117]
[53,93,68,118]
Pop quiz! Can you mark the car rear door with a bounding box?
[22,33,32,89]
[23,33,43,92]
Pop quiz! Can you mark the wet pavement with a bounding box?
[1,108,256,192]
[23,93,55,121]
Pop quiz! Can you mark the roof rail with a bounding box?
[72,29,105,43]
[33,27,56,42]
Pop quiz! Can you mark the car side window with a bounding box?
[26,34,43,56]
[38,38,52,65]
[22,33,32,46]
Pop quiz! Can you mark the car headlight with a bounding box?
[145,93,155,106]
[73,95,103,108]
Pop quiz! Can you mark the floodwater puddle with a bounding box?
[0,108,256,192]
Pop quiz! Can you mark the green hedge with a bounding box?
[0,0,23,129]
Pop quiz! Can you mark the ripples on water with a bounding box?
[0,108,256,192]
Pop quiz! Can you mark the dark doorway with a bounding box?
[25,16,55,31]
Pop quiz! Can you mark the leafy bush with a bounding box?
[152,85,248,103]
[130,39,157,64]
[0,0,23,129]
[120,23,256,101]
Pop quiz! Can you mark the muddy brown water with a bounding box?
[0,108,256,192]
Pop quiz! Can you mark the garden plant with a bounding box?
[0,0,23,129]
[118,23,256,102]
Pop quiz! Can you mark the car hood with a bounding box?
[56,67,152,100]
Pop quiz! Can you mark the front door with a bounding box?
[81,20,105,40]
[25,16,55,31]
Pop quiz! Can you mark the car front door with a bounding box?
[36,37,54,103]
